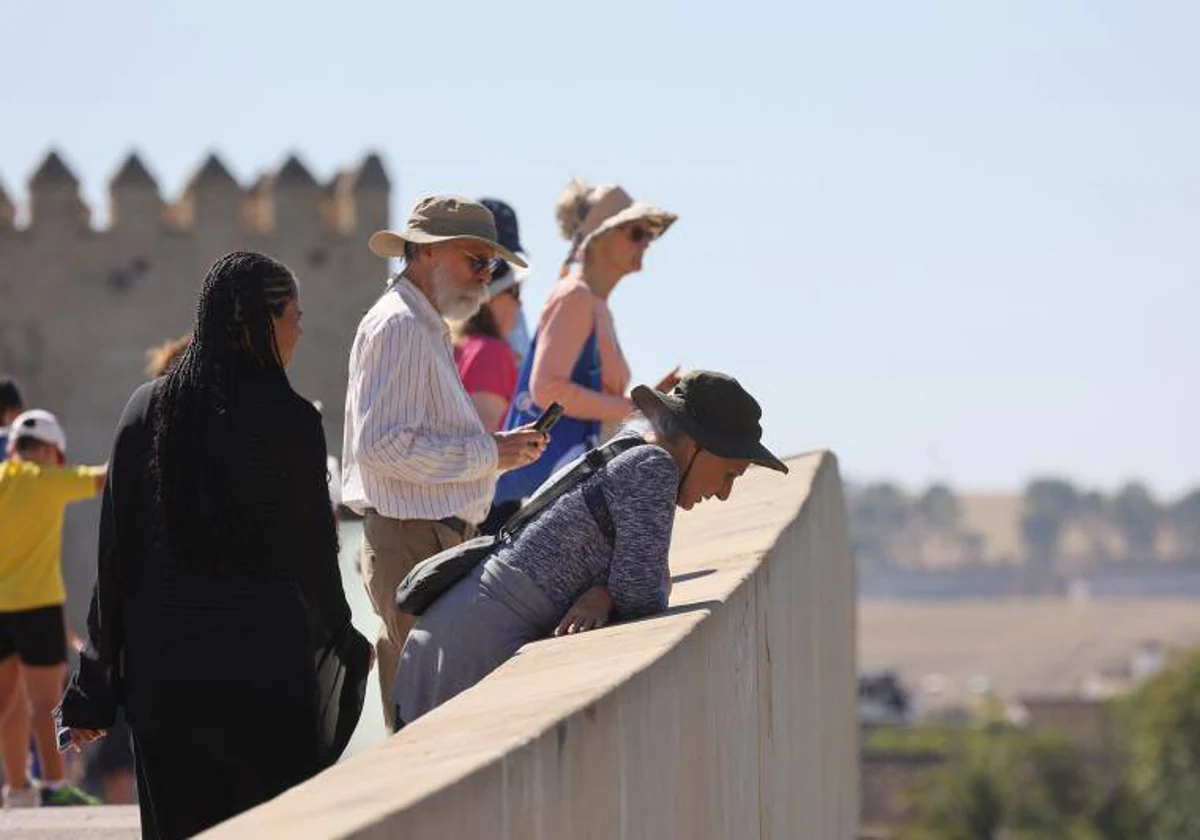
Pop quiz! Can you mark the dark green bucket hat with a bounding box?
[631,371,788,474]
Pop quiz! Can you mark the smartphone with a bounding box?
[56,724,74,754]
[533,402,565,433]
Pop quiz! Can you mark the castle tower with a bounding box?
[272,155,323,236]
[244,174,272,233]
[109,152,164,235]
[320,174,344,233]
[354,152,389,233]
[175,153,242,233]
[333,152,389,235]
[28,151,89,232]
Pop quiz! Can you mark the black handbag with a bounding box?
[394,436,643,616]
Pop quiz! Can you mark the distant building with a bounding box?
[1018,695,1114,754]
[860,670,914,727]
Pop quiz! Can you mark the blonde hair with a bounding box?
[554,177,593,242]
[554,177,596,275]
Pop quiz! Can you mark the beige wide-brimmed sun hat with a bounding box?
[556,179,677,261]
[369,195,529,269]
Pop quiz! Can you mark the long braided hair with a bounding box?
[152,251,297,569]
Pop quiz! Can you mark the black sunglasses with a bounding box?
[460,250,501,276]
[628,226,655,244]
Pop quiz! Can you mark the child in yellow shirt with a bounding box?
[0,410,105,807]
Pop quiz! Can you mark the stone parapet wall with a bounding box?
[204,450,858,840]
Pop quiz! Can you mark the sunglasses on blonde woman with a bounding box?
[628,226,654,244]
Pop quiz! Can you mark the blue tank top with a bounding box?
[493,329,602,503]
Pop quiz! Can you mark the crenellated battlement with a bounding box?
[0,148,390,238]
[0,148,393,647]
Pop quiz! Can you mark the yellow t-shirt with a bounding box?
[0,459,103,612]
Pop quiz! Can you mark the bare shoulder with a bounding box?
[544,275,595,310]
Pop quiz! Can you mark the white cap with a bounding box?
[485,268,526,301]
[9,409,67,454]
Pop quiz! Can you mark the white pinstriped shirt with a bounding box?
[341,279,500,524]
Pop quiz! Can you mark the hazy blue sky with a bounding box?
[2,1,1196,494]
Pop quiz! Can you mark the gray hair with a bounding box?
[385,241,424,289]
[623,408,689,447]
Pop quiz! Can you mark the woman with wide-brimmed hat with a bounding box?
[492,179,680,512]
[395,370,788,726]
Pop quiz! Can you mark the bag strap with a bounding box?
[581,479,616,544]
[498,436,644,541]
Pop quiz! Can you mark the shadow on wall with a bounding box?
[671,568,717,584]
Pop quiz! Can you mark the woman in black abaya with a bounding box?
[59,252,370,839]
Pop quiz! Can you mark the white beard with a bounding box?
[431,263,487,321]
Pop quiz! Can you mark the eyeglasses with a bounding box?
[628,226,655,244]
[460,250,500,276]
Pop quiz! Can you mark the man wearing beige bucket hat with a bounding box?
[494,178,681,508]
[341,196,549,728]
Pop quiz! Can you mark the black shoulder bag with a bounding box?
[394,436,643,616]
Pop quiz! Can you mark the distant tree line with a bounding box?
[1021,478,1200,572]
[896,648,1200,839]
[848,482,974,572]
[847,478,1200,573]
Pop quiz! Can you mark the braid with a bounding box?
[152,252,297,572]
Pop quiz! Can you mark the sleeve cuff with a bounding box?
[474,433,500,475]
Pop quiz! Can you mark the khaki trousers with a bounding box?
[360,512,472,730]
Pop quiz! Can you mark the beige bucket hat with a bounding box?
[369,195,529,268]
[563,182,677,260]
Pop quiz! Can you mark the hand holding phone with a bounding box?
[492,403,560,472]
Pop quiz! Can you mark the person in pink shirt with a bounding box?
[453,270,523,433]
[495,179,680,506]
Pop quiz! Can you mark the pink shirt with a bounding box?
[454,333,518,432]
[529,273,632,423]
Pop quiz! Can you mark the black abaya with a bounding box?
[60,376,370,839]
